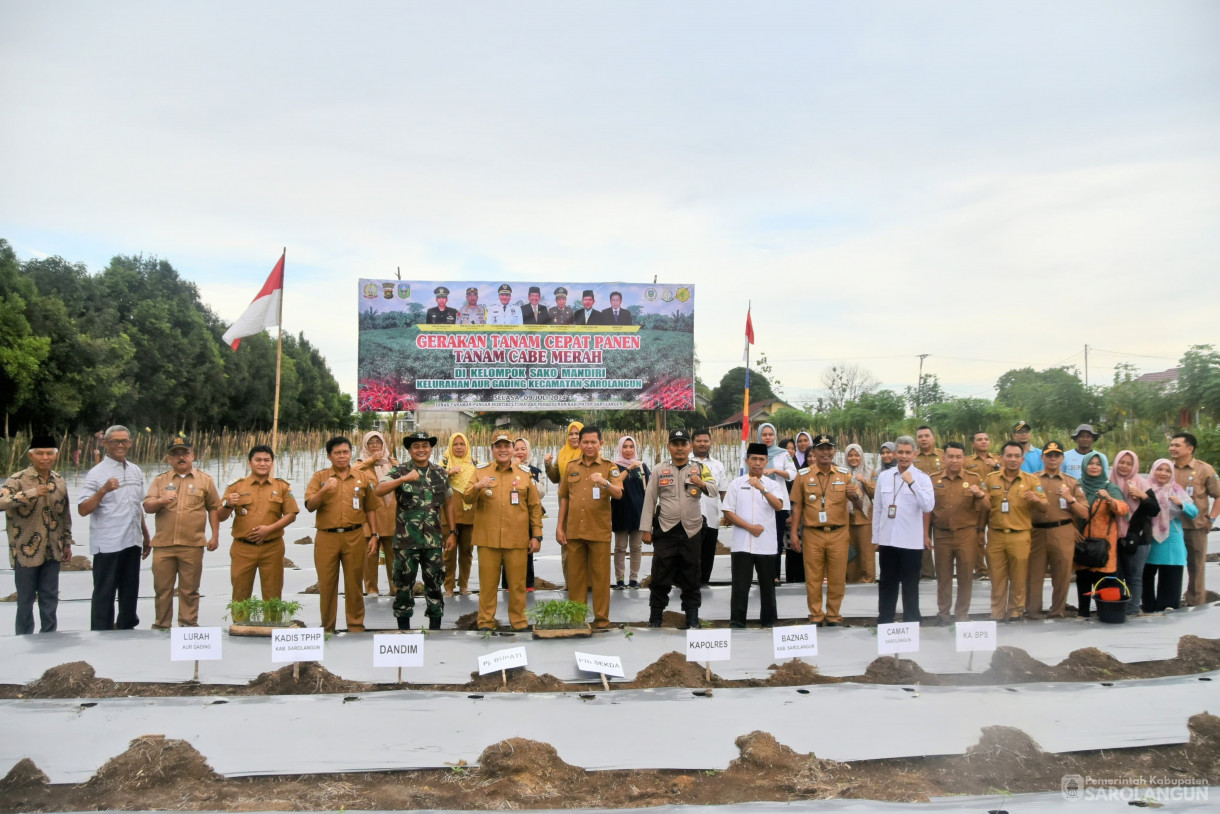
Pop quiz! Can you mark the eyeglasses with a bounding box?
[106,439,132,445]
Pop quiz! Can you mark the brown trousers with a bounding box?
[801,526,850,623]
[363,535,394,594]
[230,539,285,602]
[152,545,204,628]
[1028,525,1075,618]
[987,529,1031,620]
[443,524,474,593]
[1184,528,1210,606]
[477,546,529,629]
[314,529,366,632]
[566,538,611,628]
[932,527,977,621]
[845,522,875,583]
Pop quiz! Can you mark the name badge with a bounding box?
[659,477,674,486]
[352,495,361,510]
[510,490,520,505]
[1059,497,1068,510]
[887,505,896,519]
[819,511,828,524]
[1187,486,1194,497]
[592,486,601,500]
[1001,500,1010,514]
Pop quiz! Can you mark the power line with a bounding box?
[1087,347,1179,361]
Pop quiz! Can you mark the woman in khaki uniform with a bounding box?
[842,443,876,583]
[355,431,397,596]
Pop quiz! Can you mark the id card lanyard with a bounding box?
[816,470,831,524]
[1000,476,1018,514]
[888,471,904,519]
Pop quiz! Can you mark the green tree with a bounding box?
[1177,345,1220,420]
[767,406,814,433]
[709,367,775,423]
[0,241,51,419]
[995,366,1100,430]
[904,373,947,416]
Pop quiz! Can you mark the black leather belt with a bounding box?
[1033,519,1074,529]
[320,525,362,533]
[236,537,276,545]
[808,525,845,532]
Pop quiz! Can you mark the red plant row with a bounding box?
[358,379,418,412]
[638,378,694,411]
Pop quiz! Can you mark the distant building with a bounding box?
[1133,367,1194,427]
[711,397,795,431]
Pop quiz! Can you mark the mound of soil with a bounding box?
[454,611,479,630]
[1055,647,1133,680]
[0,593,14,602]
[85,735,219,793]
[729,731,804,773]
[729,732,850,796]
[478,738,584,793]
[628,651,717,688]
[764,659,837,687]
[293,536,313,545]
[860,656,941,686]
[0,758,48,791]
[715,541,731,555]
[983,646,1060,683]
[1177,634,1220,669]
[301,582,320,594]
[639,575,652,589]
[959,726,1047,789]
[61,555,92,571]
[463,668,568,693]
[245,662,371,695]
[282,557,298,569]
[23,662,117,698]
[534,577,560,590]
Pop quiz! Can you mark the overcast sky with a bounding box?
[2,1,1217,408]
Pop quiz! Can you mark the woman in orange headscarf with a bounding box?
[440,432,478,596]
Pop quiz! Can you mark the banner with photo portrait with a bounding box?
[358,280,695,412]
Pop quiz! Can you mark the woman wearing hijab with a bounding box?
[439,432,477,596]
[355,431,398,596]
[843,443,877,583]
[758,423,797,582]
[610,435,650,589]
[1142,458,1197,612]
[1110,450,1161,614]
[877,442,897,473]
[1073,451,1130,618]
[509,437,543,592]
[545,420,583,583]
[794,432,814,470]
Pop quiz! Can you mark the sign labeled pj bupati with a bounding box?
[358,280,695,411]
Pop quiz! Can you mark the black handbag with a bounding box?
[1074,499,1112,568]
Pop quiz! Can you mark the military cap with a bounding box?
[668,429,691,443]
[1014,420,1032,432]
[433,286,450,297]
[528,285,540,295]
[28,434,59,451]
[811,434,835,448]
[465,286,478,295]
[554,286,569,297]
[167,434,192,451]
[1042,441,1065,454]
[497,284,512,295]
[402,430,438,448]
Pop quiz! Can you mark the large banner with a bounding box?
[358,280,695,412]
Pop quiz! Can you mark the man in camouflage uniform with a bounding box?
[374,431,455,630]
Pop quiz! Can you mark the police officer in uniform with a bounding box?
[219,444,300,603]
[639,429,716,629]
[486,284,523,325]
[789,434,860,626]
[557,425,624,630]
[549,287,574,325]
[457,287,486,325]
[426,286,459,324]
[374,431,454,630]
[522,285,550,325]
[465,432,543,630]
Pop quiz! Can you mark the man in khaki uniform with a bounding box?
[465,432,543,630]
[984,441,1048,621]
[964,430,1003,578]
[557,426,624,630]
[913,426,944,579]
[930,442,989,623]
[1170,432,1220,606]
[143,435,221,628]
[789,434,861,626]
[219,444,300,603]
[304,436,382,633]
[1028,441,1087,619]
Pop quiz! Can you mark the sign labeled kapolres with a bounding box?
[358,280,695,411]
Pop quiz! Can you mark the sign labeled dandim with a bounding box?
[358,280,695,412]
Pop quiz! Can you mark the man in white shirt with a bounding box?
[485,284,523,325]
[1062,424,1107,480]
[722,443,785,627]
[691,429,727,585]
[77,425,151,630]
[872,435,935,624]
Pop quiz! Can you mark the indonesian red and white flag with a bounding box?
[222,253,284,350]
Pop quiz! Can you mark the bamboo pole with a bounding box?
[271,248,285,456]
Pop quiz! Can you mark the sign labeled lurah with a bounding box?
[877,622,920,655]
[478,646,528,675]
[374,633,425,667]
[170,627,222,661]
[271,628,325,663]
[772,625,818,659]
[685,629,731,662]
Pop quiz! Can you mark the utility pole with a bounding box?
[916,354,929,414]
[1083,344,1089,387]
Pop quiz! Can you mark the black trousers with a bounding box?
[91,546,142,630]
[649,524,702,612]
[699,523,719,584]
[1142,564,1183,612]
[878,546,923,624]
[14,560,60,635]
[773,509,789,581]
[729,551,777,627]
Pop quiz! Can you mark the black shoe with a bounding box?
[429,617,441,630]
[397,616,411,630]
[613,580,625,590]
[648,609,663,628]
[685,611,700,630]
[628,580,640,589]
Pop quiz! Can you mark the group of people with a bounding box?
[2,421,1217,635]
[426,285,635,326]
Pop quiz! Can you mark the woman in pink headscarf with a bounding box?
[1110,450,1160,614]
[1142,458,1197,611]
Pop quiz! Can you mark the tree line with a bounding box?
[0,240,351,435]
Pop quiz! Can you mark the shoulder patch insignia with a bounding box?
[477,462,491,469]
[798,467,810,475]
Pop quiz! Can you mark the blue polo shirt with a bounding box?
[1021,448,1043,474]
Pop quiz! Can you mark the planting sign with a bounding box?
[373,633,425,667]
[358,280,695,411]
[271,628,325,662]
[686,629,732,662]
[170,627,222,661]
[877,622,920,655]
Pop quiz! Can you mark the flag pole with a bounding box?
[740,302,752,476]
[271,248,285,454]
